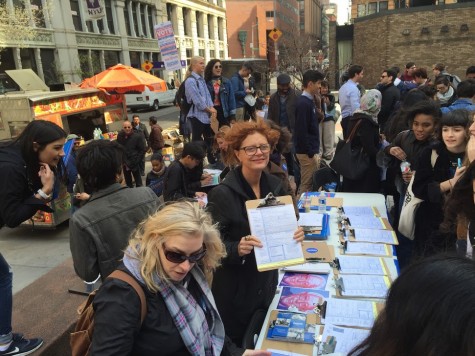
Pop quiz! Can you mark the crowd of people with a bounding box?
[1,57,475,355]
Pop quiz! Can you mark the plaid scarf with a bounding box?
[123,248,225,356]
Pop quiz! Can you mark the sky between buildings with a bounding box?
[336,0,351,25]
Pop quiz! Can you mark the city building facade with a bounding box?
[226,0,299,68]
[351,0,459,19]
[0,0,228,84]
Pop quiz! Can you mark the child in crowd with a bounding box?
[146,153,167,199]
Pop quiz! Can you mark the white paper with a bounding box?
[247,204,303,266]
[338,274,390,298]
[282,263,332,274]
[298,212,324,227]
[323,299,377,328]
[321,324,370,354]
[343,206,378,216]
[346,215,386,230]
[338,256,387,275]
[345,242,393,256]
[351,228,398,244]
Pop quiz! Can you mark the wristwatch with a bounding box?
[37,189,52,200]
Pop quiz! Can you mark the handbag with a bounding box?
[330,119,369,180]
[398,150,438,240]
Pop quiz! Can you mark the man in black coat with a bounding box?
[117,120,145,187]
[132,115,149,176]
[377,68,400,132]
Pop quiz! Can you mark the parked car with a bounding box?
[125,82,177,112]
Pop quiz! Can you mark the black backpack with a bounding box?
[175,77,199,118]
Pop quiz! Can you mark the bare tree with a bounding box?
[277,28,322,83]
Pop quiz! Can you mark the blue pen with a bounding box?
[458,158,462,168]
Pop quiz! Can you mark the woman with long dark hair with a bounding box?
[0,120,67,355]
[205,59,236,127]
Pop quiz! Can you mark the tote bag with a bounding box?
[398,150,438,240]
[330,119,370,180]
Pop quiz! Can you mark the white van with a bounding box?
[125,82,177,112]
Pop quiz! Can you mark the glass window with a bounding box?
[196,11,203,38]
[91,50,101,75]
[140,5,146,36]
[357,4,366,17]
[199,49,205,58]
[394,0,405,9]
[148,7,154,38]
[183,8,190,36]
[132,3,139,36]
[30,0,45,27]
[20,48,37,71]
[266,11,274,18]
[210,50,215,59]
[368,2,377,14]
[129,51,140,68]
[78,50,91,78]
[379,1,388,11]
[123,3,131,36]
[105,0,115,34]
[40,49,57,85]
[104,51,120,68]
[70,0,82,31]
[217,18,223,41]
[207,14,214,39]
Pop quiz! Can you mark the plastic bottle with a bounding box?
[318,191,327,213]
[304,195,311,213]
[400,160,411,173]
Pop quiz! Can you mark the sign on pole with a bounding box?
[154,22,185,71]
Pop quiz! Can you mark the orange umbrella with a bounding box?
[80,63,166,93]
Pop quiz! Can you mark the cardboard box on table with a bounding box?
[161,126,184,166]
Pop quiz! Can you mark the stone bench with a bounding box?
[12,258,88,355]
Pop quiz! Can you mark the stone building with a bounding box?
[351,0,459,19]
[0,0,228,84]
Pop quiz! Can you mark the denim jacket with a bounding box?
[231,72,256,109]
[206,77,236,118]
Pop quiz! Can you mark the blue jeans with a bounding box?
[0,253,13,341]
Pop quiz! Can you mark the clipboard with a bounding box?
[246,194,305,272]
[261,310,319,354]
[301,241,335,262]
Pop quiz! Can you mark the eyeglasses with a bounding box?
[163,244,207,264]
[123,126,132,129]
[239,144,271,156]
[214,65,222,69]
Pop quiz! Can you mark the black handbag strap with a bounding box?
[346,119,363,142]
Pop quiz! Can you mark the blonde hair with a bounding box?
[126,201,226,291]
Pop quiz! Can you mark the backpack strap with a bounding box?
[108,270,147,324]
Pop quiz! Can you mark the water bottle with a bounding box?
[400,160,411,173]
[318,191,327,213]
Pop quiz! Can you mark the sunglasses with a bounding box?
[163,244,207,264]
[214,65,222,69]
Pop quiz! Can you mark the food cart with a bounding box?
[0,69,127,228]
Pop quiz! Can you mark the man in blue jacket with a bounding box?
[441,79,475,114]
[231,62,255,121]
[294,70,325,195]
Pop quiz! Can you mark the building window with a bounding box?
[91,50,101,74]
[30,0,46,28]
[217,18,223,41]
[70,0,82,31]
[220,50,224,59]
[183,8,191,36]
[40,49,57,85]
[196,11,204,38]
[124,4,131,36]
[266,11,274,18]
[199,49,205,58]
[105,0,115,34]
[210,50,215,59]
[394,0,406,9]
[132,3,139,36]
[357,4,366,17]
[379,1,388,11]
[208,14,214,39]
[104,51,120,68]
[129,51,140,68]
[186,48,193,63]
[140,5,147,36]
[437,0,445,4]
[368,2,377,14]
[20,48,37,71]
[148,7,154,38]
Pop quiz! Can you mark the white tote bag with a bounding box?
[398,173,423,240]
[398,150,438,240]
